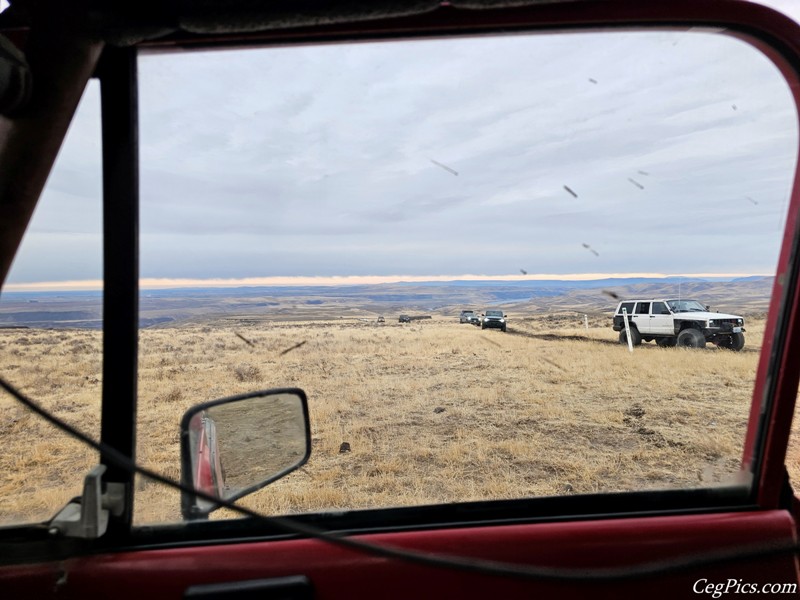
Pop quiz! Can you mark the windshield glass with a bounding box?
[485,311,504,317]
[667,300,708,313]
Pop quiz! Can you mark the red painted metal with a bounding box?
[2,511,798,599]
[188,411,224,499]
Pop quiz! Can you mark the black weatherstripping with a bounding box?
[99,45,140,535]
[133,486,758,551]
[184,575,313,600]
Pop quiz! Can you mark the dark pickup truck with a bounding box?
[399,315,432,323]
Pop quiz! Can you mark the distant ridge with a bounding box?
[0,276,774,328]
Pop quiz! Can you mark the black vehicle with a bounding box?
[480,310,507,332]
[399,315,431,323]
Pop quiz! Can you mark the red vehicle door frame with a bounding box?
[1,1,800,598]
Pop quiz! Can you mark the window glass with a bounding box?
[619,302,635,315]
[788,398,800,495]
[652,302,668,314]
[635,302,651,315]
[0,81,102,526]
[134,29,795,524]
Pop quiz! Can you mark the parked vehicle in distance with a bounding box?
[480,309,507,332]
[612,299,745,350]
[459,310,480,325]
[398,315,431,323]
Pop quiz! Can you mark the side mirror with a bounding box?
[180,388,311,520]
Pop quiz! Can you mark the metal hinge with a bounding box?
[48,465,125,539]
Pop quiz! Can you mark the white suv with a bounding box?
[612,299,745,350]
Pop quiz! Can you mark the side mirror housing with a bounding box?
[180,388,311,520]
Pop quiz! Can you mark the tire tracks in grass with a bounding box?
[505,327,619,346]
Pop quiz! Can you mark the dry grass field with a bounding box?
[3,313,793,527]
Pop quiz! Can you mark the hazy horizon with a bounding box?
[0,271,774,293]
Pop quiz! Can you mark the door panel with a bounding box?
[631,302,652,335]
[3,510,798,599]
[650,302,674,336]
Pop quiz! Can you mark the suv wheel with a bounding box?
[677,328,706,349]
[718,332,745,351]
[619,327,641,346]
[656,337,677,348]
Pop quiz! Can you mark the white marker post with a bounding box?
[622,307,633,352]
[584,314,589,331]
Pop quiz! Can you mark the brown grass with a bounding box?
[0,316,781,527]
[0,328,102,524]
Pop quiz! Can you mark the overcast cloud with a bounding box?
[6,19,800,286]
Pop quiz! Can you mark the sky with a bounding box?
[4,1,800,291]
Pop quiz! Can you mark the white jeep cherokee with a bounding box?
[612,299,745,350]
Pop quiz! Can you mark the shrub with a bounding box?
[162,387,183,403]
[232,363,262,382]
